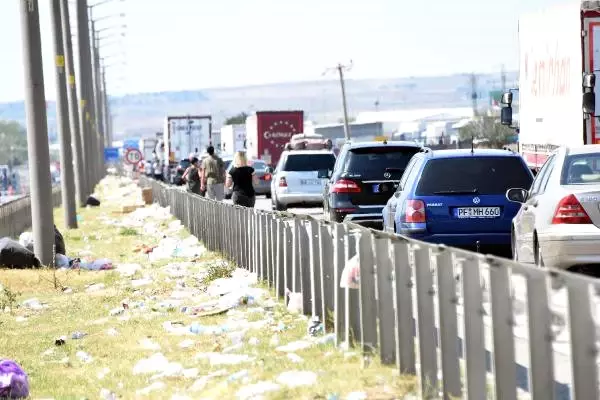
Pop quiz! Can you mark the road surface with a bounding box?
[224,195,325,219]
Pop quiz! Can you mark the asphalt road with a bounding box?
[224,195,325,219]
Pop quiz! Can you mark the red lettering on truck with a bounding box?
[527,53,571,97]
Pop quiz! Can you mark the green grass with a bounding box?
[0,176,417,399]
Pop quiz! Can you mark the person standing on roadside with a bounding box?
[226,151,258,207]
[182,157,202,195]
[200,145,225,200]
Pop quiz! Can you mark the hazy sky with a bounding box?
[0,0,568,102]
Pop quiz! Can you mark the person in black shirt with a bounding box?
[226,151,258,207]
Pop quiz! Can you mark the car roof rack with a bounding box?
[420,147,432,153]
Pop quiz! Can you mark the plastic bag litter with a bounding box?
[236,381,280,400]
[78,258,114,271]
[55,253,70,268]
[276,370,317,387]
[285,289,303,313]
[340,254,360,289]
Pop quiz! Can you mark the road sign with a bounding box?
[104,147,119,163]
[123,138,140,149]
[124,148,143,165]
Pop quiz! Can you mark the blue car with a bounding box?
[382,148,534,255]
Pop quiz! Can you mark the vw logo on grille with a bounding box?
[472,197,481,204]
[383,172,391,179]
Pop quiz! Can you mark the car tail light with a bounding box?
[404,199,426,223]
[261,173,272,181]
[278,177,288,187]
[331,179,361,193]
[551,194,592,224]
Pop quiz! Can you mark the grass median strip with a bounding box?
[0,176,417,399]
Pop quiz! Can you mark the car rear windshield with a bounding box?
[341,146,420,179]
[561,153,600,184]
[250,160,268,172]
[282,153,336,172]
[415,156,532,196]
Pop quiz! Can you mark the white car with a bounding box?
[507,145,600,273]
[271,149,336,211]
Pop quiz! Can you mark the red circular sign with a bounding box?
[124,148,143,165]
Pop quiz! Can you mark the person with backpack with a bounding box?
[200,145,226,201]
[182,157,201,195]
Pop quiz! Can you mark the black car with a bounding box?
[321,140,423,228]
[170,159,191,185]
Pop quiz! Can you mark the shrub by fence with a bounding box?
[141,176,599,400]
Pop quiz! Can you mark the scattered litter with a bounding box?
[308,316,324,336]
[236,381,280,400]
[97,367,110,380]
[287,353,304,363]
[276,370,318,387]
[86,283,106,293]
[276,340,313,353]
[22,298,47,310]
[346,392,368,400]
[79,259,114,271]
[133,353,172,375]
[178,339,195,349]
[136,381,165,395]
[227,369,249,382]
[340,254,360,289]
[54,336,67,346]
[131,277,153,288]
[15,316,27,323]
[140,338,161,350]
[71,331,87,340]
[196,352,255,366]
[286,289,303,313]
[248,337,259,346]
[116,263,142,277]
[106,328,119,337]
[76,351,93,363]
[100,388,117,400]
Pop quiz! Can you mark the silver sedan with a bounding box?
[507,145,600,273]
[224,159,272,198]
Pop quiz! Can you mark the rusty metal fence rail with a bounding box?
[140,176,599,400]
[0,187,61,239]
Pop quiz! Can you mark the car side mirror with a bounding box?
[265,167,274,174]
[506,188,527,204]
[318,169,331,179]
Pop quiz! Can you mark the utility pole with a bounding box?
[60,0,85,207]
[89,21,103,180]
[470,73,479,117]
[76,0,95,193]
[324,61,353,141]
[18,0,55,265]
[101,66,111,147]
[90,28,105,161]
[50,0,77,229]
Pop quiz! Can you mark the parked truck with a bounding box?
[220,124,246,154]
[245,111,304,166]
[163,115,212,164]
[501,1,598,170]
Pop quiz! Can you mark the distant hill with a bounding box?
[0,71,518,141]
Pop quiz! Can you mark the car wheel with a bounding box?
[534,235,544,267]
[225,193,232,200]
[265,192,271,199]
